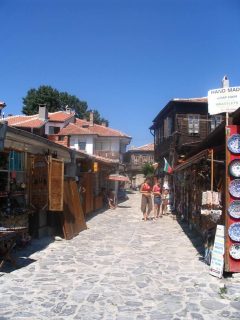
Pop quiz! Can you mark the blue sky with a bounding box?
[1,0,240,146]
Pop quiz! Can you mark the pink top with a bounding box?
[153,185,161,194]
[142,183,151,192]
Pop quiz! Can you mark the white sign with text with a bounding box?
[209,225,225,278]
[208,86,240,115]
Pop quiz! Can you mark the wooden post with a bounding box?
[211,149,214,193]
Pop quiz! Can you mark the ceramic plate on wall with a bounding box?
[228,134,240,154]
[228,222,240,242]
[229,243,240,260]
[228,201,240,219]
[229,160,240,178]
[229,179,240,198]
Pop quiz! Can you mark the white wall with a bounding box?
[45,121,65,135]
[94,137,120,152]
[69,135,94,154]
[45,116,75,134]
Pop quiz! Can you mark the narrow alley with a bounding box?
[0,193,240,320]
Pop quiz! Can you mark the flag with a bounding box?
[163,158,173,173]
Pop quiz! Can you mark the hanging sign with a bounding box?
[0,122,7,151]
[93,161,99,172]
[209,225,225,278]
[208,86,240,115]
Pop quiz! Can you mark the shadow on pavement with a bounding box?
[0,236,53,274]
[117,205,132,208]
[175,216,205,258]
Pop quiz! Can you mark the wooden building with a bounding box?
[124,143,154,187]
[150,98,210,169]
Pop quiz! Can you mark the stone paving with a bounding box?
[1,193,240,320]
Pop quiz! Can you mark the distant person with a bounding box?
[152,180,162,219]
[78,181,86,204]
[161,188,169,215]
[140,177,152,221]
[100,187,108,207]
[108,189,117,209]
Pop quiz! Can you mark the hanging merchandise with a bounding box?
[229,159,240,178]
[228,200,240,219]
[225,125,240,272]
[228,222,240,242]
[229,244,240,260]
[229,179,240,198]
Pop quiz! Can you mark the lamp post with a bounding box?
[0,101,6,120]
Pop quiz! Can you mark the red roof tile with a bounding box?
[58,118,131,138]
[48,111,75,122]
[6,115,45,128]
[130,143,154,151]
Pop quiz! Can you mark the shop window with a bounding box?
[133,155,139,164]
[210,115,223,132]
[78,141,86,151]
[49,126,60,134]
[188,115,200,135]
[9,151,24,171]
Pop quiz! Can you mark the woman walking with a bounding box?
[152,180,162,219]
[161,188,169,215]
[140,178,152,221]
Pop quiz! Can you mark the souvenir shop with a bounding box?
[173,122,240,273]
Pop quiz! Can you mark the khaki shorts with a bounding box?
[141,195,153,214]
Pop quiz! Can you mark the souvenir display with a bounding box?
[209,210,222,223]
[228,222,240,242]
[229,244,240,260]
[228,134,240,154]
[229,179,240,198]
[229,160,240,178]
[228,201,240,219]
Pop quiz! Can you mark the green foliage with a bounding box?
[22,85,108,124]
[142,163,155,177]
[22,86,60,115]
[86,109,109,126]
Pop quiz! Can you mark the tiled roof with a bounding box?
[58,118,131,138]
[130,143,154,151]
[5,115,45,128]
[48,111,75,122]
[173,97,208,103]
[6,111,75,128]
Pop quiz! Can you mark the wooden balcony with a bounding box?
[94,150,120,160]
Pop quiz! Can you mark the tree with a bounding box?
[58,92,88,118]
[22,86,60,115]
[142,163,155,177]
[22,85,108,124]
[86,109,109,126]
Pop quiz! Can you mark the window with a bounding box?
[163,117,173,138]
[49,126,60,134]
[78,141,86,151]
[210,115,223,132]
[133,155,139,164]
[188,115,200,135]
[9,151,25,171]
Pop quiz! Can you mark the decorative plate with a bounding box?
[228,134,240,154]
[229,179,240,198]
[228,201,240,219]
[228,222,240,242]
[229,243,240,260]
[229,160,240,178]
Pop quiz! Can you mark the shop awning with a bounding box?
[108,174,130,182]
[174,149,210,172]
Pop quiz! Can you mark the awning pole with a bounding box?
[211,149,214,193]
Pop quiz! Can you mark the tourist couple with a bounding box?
[140,177,169,221]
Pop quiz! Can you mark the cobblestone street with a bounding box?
[1,193,240,320]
